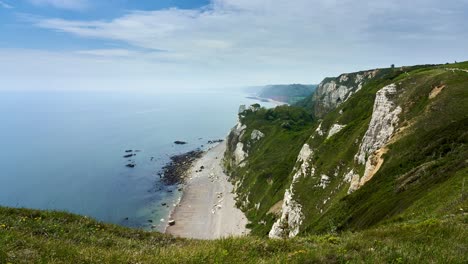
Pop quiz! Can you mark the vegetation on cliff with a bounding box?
[226,62,467,239]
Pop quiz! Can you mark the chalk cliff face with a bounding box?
[314,70,380,117]
[349,84,402,193]
[269,144,313,238]
[354,84,401,165]
[327,124,346,139]
[231,121,248,167]
[225,63,467,238]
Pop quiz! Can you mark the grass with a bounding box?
[1,206,466,263]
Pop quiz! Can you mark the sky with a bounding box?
[0,0,467,91]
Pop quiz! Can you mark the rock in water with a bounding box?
[174,141,187,145]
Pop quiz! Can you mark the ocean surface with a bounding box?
[0,90,274,231]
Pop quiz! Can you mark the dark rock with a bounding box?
[167,190,173,193]
[159,149,203,185]
[200,166,205,170]
[161,203,167,206]
[174,141,187,145]
[125,150,133,153]
[126,164,135,168]
[178,188,183,191]
[168,220,176,226]
[148,219,153,223]
[123,154,133,158]
[207,139,224,144]
[124,217,129,220]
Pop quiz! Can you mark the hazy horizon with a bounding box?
[1,0,467,92]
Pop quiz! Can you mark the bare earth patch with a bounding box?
[429,84,446,99]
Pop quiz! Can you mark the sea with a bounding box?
[0,90,274,231]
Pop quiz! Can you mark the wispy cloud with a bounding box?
[36,0,468,66]
[2,0,467,91]
[0,0,13,9]
[29,0,87,10]
[76,49,137,57]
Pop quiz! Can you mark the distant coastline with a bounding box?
[246,95,288,106]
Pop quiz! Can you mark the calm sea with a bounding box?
[0,90,273,231]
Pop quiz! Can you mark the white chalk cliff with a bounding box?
[269,144,313,238]
[349,83,402,193]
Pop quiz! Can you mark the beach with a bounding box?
[165,141,249,239]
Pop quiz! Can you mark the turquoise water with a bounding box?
[0,90,273,231]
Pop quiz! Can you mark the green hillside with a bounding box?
[225,62,467,238]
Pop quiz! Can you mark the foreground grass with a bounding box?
[1,207,466,263]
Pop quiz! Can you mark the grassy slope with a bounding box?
[1,206,466,263]
[301,66,468,233]
[226,62,467,238]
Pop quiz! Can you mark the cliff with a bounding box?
[225,61,468,238]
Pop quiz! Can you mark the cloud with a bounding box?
[35,0,468,61]
[29,0,87,10]
[76,49,137,57]
[0,0,13,8]
[3,0,467,91]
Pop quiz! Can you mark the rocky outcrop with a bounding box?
[230,121,248,167]
[316,81,349,109]
[317,174,330,189]
[314,70,380,117]
[234,142,247,167]
[269,144,313,238]
[327,124,346,139]
[349,84,402,193]
[251,130,264,142]
[314,122,324,137]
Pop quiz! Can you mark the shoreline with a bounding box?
[246,95,288,106]
[165,141,249,239]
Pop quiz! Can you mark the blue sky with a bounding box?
[1,0,467,91]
